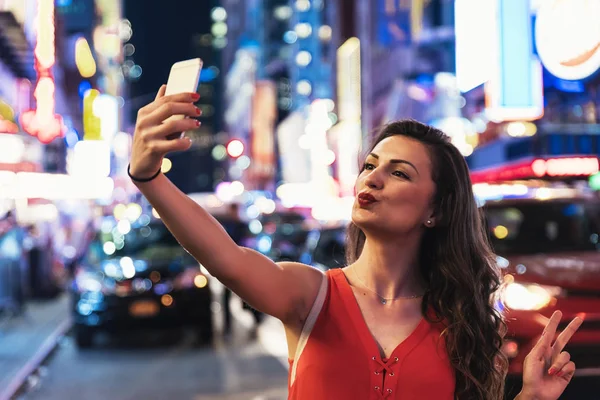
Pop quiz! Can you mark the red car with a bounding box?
[483,192,600,394]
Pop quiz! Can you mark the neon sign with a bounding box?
[471,157,600,183]
[20,0,65,144]
[535,0,600,81]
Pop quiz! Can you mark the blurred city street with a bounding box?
[5,284,290,400]
[1,0,600,398]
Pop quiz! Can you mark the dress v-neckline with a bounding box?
[333,268,430,362]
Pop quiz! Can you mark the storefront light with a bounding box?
[226,139,244,158]
[295,23,312,38]
[506,122,537,137]
[311,196,354,222]
[75,38,97,78]
[274,5,293,20]
[119,21,133,42]
[211,7,227,22]
[112,132,131,158]
[211,145,227,161]
[113,204,127,220]
[325,150,336,166]
[69,140,111,178]
[230,181,245,196]
[5,173,113,200]
[471,157,600,183]
[211,22,228,37]
[161,158,172,174]
[255,197,276,215]
[298,134,311,149]
[296,80,312,96]
[117,220,131,235]
[249,220,263,234]
[125,204,143,223]
[103,242,116,256]
[296,51,312,66]
[295,0,311,12]
[236,155,251,170]
[283,31,298,44]
[0,135,25,163]
[318,25,332,41]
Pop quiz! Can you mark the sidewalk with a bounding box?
[0,294,71,396]
[212,278,289,369]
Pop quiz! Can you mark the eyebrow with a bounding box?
[368,153,420,175]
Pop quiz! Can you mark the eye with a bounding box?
[362,163,375,171]
[393,171,410,180]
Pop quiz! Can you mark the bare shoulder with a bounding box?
[275,261,325,329]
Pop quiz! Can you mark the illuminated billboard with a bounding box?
[535,0,600,81]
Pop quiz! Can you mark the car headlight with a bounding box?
[75,271,102,292]
[503,282,563,311]
[74,270,115,294]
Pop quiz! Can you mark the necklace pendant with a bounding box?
[381,299,387,305]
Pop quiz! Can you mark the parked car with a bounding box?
[248,211,310,262]
[483,194,600,389]
[300,225,347,271]
[70,220,213,348]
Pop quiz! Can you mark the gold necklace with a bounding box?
[352,267,424,305]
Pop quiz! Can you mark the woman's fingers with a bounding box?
[555,361,576,380]
[548,351,570,376]
[146,117,200,139]
[530,311,562,360]
[552,317,583,359]
[155,84,166,101]
[145,102,200,127]
[139,91,199,118]
[151,137,193,155]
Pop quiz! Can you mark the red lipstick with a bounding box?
[357,192,377,207]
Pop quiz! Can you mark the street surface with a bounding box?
[18,283,290,400]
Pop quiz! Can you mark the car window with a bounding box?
[484,201,600,255]
[89,223,192,262]
[313,228,346,269]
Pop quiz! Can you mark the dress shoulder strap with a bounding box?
[290,271,329,386]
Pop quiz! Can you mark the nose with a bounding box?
[364,170,383,190]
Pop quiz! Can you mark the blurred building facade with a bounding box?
[342,0,600,186]
[0,0,132,223]
[210,0,600,218]
[452,0,600,180]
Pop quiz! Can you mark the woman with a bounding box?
[128,87,582,399]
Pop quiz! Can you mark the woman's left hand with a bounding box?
[519,311,583,400]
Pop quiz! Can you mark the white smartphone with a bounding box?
[164,58,203,126]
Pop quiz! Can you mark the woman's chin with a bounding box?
[351,209,380,229]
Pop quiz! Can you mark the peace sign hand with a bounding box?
[519,311,583,400]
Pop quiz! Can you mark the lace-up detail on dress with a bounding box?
[370,356,401,398]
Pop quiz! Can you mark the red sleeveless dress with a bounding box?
[288,268,455,399]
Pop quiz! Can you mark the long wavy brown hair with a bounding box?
[346,120,507,399]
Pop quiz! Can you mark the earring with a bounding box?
[426,219,432,226]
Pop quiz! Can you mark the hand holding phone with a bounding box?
[164,58,203,138]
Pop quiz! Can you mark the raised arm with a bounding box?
[128,85,322,327]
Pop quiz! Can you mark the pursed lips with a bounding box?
[357,193,377,203]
